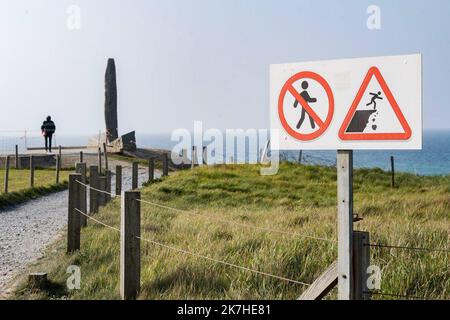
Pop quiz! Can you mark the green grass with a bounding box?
[11,163,450,300]
[0,168,71,209]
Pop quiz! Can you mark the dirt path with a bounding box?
[0,160,157,296]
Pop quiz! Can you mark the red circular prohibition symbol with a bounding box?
[278,71,334,141]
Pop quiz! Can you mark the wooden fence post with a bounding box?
[148,158,154,183]
[55,155,61,184]
[4,156,10,194]
[390,156,395,188]
[15,145,19,169]
[132,162,139,189]
[120,190,141,300]
[30,155,35,188]
[191,146,198,169]
[103,142,109,171]
[67,173,82,253]
[202,146,207,165]
[58,145,62,161]
[181,149,188,165]
[76,163,88,228]
[353,231,370,300]
[105,170,112,203]
[299,150,303,164]
[162,153,169,177]
[79,151,84,163]
[98,147,102,174]
[116,165,122,196]
[98,176,107,207]
[337,150,354,300]
[89,165,99,214]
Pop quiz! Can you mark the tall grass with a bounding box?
[11,163,450,300]
[0,168,71,208]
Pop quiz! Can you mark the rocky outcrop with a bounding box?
[104,58,118,142]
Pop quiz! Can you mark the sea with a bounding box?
[1,130,449,176]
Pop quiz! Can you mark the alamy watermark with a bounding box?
[66,5,81,31]
[367,265,382,290]
[170,121,279,175]
[66,265,81,290]
[367,5,381,30]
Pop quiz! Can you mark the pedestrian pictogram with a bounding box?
[278,71,334,141]
[339,67,412,141]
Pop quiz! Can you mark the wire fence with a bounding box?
[74,207,311,287]
[73,173,450,300]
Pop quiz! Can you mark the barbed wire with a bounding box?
[136,198,336,243]
[73,208,311,287]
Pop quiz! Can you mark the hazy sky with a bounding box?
[1,0,449,135]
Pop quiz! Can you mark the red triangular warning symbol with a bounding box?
[339,67,412,141]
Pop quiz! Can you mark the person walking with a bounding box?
[41,116,56,153]
[294,81,317,130]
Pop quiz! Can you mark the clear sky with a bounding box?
[1,0,449,135]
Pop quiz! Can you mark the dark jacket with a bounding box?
[41,120,56,136]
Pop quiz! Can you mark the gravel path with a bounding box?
[0,163,157,295]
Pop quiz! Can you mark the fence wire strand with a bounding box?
[73,208,310,287]
[136,198,336,243]
[365,291,438,300]
[76,180,119,198]
[366,243,450,254]
[74,208,120,232]
[137,235,311,287]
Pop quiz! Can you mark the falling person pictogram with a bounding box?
[294,81,317,129]
[366,91,383,109]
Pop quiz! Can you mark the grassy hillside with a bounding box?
[0,168,71,208]
[11,163,450,300]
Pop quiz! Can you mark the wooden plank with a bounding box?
[105,170,112,203]
[89,165,99,214]
[391,156,395,188]
[298,261,338,300]
[353,231,371,300]
[76,163,88,228]
[55,155,60,184]
[132,162,139,189]
[67,173,82,253]
[15,145,19,169]
[191,146,198,169]
[4,156,10,193]
[148,158,154,183]
[116,165,122,196]
[337,150,354,300]
[97,176,107,207]
[29,155,35,188]
[162,153,169,176]
[120,191,141,300]
[98,147,102,174]
[103,142,109,171]
[28,273,48,289]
